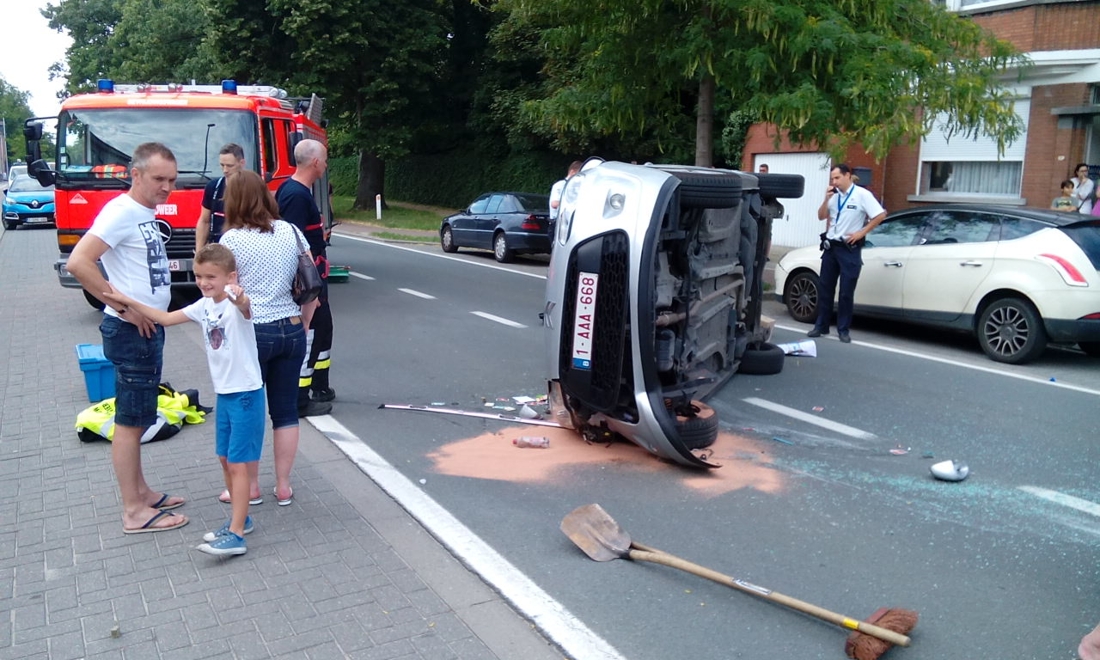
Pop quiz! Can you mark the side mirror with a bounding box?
[23,123,43,142]
[28,159,56,187]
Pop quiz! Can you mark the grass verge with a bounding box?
[372,231,437,243]
[332,195,448,231]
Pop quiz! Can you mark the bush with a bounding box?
[329,149,571,208]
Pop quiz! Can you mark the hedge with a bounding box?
[329,149,572,208]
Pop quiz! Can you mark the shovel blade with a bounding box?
[560,503,633,562]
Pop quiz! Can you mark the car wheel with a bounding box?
[665,168,743,209]
[440,225,458,253]
[784,270,820,324]
[667,399,719,450]
[738,342,785,375]
[83,290,106,310]
[1079,342,1100,357]
[977,297,1047,364]
[493,232,513,263]
[756,173,805,200]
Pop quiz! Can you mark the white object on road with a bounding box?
[775,339,817,357]
[930,459,969,482]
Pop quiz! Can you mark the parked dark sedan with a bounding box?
[440,192,552,262]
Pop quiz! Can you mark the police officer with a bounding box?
[807,164,886,344]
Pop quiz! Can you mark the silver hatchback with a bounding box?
[542,161,803,468]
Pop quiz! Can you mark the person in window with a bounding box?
[1071,163,1094,215]
[1051,180,1077,212]
[807,163,887,344]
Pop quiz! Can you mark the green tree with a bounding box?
[0,79,34,166]
[494,0,1027,165]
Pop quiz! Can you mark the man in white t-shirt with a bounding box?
[67,142,189,535]
[549,160,583,222]
[807,163,887,344]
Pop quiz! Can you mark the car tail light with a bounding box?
[1036,253,1088,287]
[520,215,542,231]
[1081,312,1100,320]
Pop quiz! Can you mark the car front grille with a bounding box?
[559,231,630,412]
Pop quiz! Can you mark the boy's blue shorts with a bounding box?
[215,388,266,463]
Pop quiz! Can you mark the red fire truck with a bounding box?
[23,80,330,308]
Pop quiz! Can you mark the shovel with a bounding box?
[560,503,912,649]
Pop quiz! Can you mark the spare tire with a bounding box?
[757,173,805,200]
[738,342,785,375]
[666,399,720,449]
[662,167,743,209]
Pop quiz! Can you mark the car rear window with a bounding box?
[1059,221,1100,270]
[999,216,1048,241]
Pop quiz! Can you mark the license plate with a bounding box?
[26,217,50,224]
[571,271,599,370]
[168,260,181,272]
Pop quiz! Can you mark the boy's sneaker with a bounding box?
[202,515,254,542]
[197,532,247,556]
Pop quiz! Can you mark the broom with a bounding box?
[845,607,919,660]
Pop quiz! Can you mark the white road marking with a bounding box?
[471,311,527,328]
[398,288,435,300]
[349,272,374,281]
[306,415,627,660]
[742,397,878,440]
[333,233,547,280]
[1019,486,1100,518]
[774,322,1100,398]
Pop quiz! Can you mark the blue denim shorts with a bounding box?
[216,388,266,463]
[100,316,164,428]
[254,317,306,429]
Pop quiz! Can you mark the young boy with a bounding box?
[1052,180,1077,211]
[103,244,264,557]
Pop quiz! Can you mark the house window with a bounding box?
[936,0,1021,10]
[918,99,1029,198]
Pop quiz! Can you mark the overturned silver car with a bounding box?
[543,161,803,468]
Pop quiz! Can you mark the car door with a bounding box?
[853,212,928,317]
[901,210,1000,323]
[453,194,491,246]
[474,194,506,248]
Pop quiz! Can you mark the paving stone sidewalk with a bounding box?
[0,227,564,660]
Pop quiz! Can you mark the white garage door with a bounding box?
[754,152,831,248]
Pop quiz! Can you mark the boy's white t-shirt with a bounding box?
[88,194,172,317]
[182,296,262,394]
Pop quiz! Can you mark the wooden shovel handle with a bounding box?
[627,546,910,647]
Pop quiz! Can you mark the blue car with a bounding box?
[3,176,56,230]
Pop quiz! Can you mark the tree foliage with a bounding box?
[494,0,1028,164]
[0,78,34,165]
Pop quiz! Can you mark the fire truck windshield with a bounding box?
[56,108,259,190]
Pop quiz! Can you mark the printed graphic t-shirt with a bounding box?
[182,296,263,394]
[88,194,171,317]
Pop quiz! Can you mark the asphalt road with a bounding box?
[319,233,1100,660]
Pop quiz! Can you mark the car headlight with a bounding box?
[3,198,13,205]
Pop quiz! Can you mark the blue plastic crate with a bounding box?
[76,344,116,402]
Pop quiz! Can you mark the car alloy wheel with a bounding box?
[784,271,819,324]
[493,232,513,263]
[440,225,458,253]
[977,297,1047,364]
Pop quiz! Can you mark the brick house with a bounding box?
[745,0,1100,248]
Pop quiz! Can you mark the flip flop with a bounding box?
[217,490,263,505]
[152,493,185,511]
[274,487,293,506]
[123,510,189,535]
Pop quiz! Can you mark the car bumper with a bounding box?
[1045,317,1100,344]
[509,232,552,253]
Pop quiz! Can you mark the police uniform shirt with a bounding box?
[825,185,885,241]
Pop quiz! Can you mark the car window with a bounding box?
[1059,221,1100,270]
[866,214,926,248]
[497,195,519,214]
[514,193,550,212]
[9,178,53,193]
[468,195,491,214]
[999,216,1049,241]
[922,211,999,245]
[485,195,506,214]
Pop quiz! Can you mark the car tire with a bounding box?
[440,225,458,253]
[738,342,785,375]
[83,290,106,310]
[493,232,514,263]
[977,297,1047,364]
[667,399,719,450]
[756,173,805,200]
[665,168,743,209]
[1078,342,1100,357]
[784,270,820,324]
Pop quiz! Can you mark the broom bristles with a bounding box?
[844,607,919,660]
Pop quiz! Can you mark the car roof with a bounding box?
[890,204,1086,227]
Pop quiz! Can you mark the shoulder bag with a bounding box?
[290,224,322,305]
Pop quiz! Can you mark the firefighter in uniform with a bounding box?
[276,139,334,417]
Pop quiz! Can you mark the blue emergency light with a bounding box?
[221,80,238,95]
[97,79,114,93]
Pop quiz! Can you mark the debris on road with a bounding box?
[514,436,550,449]
[930,460,969,482]
[776,339,817,357]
